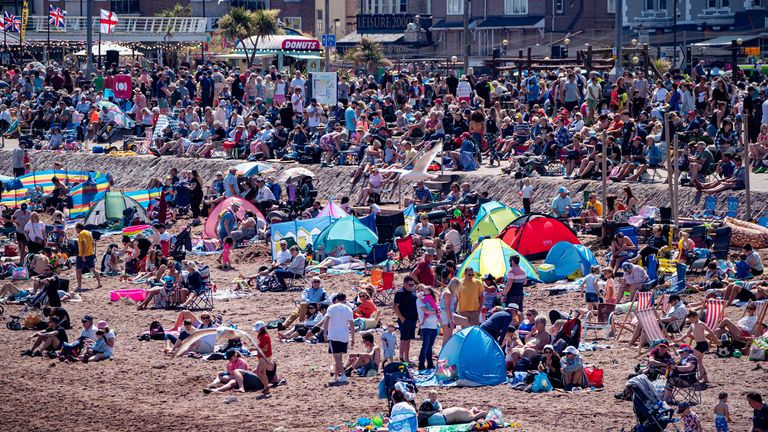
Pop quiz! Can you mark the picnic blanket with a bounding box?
[414,369,457,388]
[543,278,584,296]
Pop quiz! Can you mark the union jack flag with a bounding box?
[4,11,21,33]
[49,5,66,28]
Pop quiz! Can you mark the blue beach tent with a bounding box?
[544,241,599,280]
[437,326,506,386]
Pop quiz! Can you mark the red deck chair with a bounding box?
[371,268,396,305]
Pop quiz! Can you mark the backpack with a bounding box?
[149,321,165,340]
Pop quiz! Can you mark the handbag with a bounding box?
[584,366,604,388]
[532,372,553,392]
[11,266,29,280]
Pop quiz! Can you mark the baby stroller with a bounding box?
[171,226,192,262]
[6,289,48,330]
[625,375,677,432]
[380,362,417,411]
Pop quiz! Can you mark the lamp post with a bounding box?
[462,0,470,73]
[502,39,508,57]
[563,37,570,58]
[450,55,457,74]
[609,0,623,82]
[732,38,743,79]
[201,0,207,64]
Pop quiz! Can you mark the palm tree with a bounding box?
[155,3,192,17]
[218,8,281,67]
[343,38,393,75]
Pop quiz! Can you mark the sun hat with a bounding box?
[253,321,266,332]
[564,346,579,356]
[97,320,108,329]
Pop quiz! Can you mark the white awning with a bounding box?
[337,32,404,44]
[287,53,323,60]
[74,42,144,57]
[236,34,321,52]
[692,35,761,47]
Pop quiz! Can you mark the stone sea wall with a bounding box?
[1,150,765,219]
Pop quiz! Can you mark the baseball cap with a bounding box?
[253,321,266,332]
[564,346,579,356]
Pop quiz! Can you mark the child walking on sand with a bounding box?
[218,236,234,270]
[580,265,601,311]
[381,323,398,363]
[520,178,533,214]
[713,392,731,432]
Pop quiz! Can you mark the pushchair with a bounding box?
[6,289,48,330]
[380,362,417,411]
[625,375,678,432]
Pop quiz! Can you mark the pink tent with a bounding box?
[316,196,349,218]
[203,197,265,239]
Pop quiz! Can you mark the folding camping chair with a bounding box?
[371,268,396,306]
[703,299,725,331]
[725,196,739,218]
[752,300,768,336]
[187,287,214,311]
[584,303,617,340]
[711,227,732,260]
[668,371,703,406]
[285,267,308,291]
[394,235,419,269]
[659,263,687,295]
[365,243,391,268]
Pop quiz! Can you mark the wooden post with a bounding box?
[601,131,608,240]
[643,44,649,78]
[665,112,674,230]
[517,49,523,90]
[673,132,680,228]
[587,45,593,77]
[744,113,752,220]
[527,47,532,80]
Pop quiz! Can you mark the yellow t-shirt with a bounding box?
[587,200,603,217]
[78,230,95,257]
[458,277,483,313]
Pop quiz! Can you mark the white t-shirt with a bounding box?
[417,298,439,329]
[391,401,417,418]
[325,303,353,342]
[738,315,757,333]
[102,330,116,356]
[521,184,534,199]
[80,327,97,340]
[275,249,291,266]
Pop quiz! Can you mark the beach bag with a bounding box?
[388,413,418,432]
[4,244,17,257]
[532,372,553,392]
[749,337,768,361]
[23,312,41,329]
[512,371,529,385]
[584,366,604,388]
[436,359,458,382]
[125,258,139,275]
[11,266,28,280]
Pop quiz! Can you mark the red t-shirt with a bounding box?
[355,299,377,319]
[414,259,436,287]
[258,332,272,359]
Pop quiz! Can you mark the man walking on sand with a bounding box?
[75,222,102,291]
[324,293,355,384]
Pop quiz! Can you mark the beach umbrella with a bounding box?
[314,216,378,256]
[457,238,539,281]
[235,161,275,177]
[277,167,315,184]
[97,100,135,128]
[469,207,522,244]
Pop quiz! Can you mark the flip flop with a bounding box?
[255,393,272,400]
[203,388,212,394]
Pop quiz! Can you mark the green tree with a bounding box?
[218,8,282,67]
[343,38,393,75]
[155,3,192,17]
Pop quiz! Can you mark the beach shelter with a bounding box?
[0,188,29,208]
[544,241,599,280]
[235,161,274,177]
[18,170,99,194]
[123,188,162,209]
[499,213,580,259]
[97,100,135,128]
[84,192,149,226]
[457,238,539,281]
[469,207,522,244]
[68,175,111,219]
[314,216,378,256]
[316,196,349,218]
[203,197,265,239]
[437,326,506,386]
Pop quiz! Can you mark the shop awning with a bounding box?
[287,53,323,60]
[213,52,274,60]
[476,16,545,29]
[431,19,477,30]
[236,34,321,52]
[337,32,404,44]
[692,34,761,47]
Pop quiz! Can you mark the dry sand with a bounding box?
[1,236,767,432]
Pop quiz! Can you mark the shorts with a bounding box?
[439,311,451,326]
[427,413,448,426]
[736,287,757,302]
[328,340,348,354]
[76,255,96,271]
[398,319,417,341]
[505,294,525,310]
[15,232,27,245]
[694,341,709,353]
[241,363,277,392]
[715,415,728,432]
[585,292,600,303]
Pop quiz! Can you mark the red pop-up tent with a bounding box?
[498,213,580,259]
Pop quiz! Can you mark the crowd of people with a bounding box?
[2,56,768,431]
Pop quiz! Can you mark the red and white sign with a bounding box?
[99,9,118,34]
[113,74,132,99]
[281,39,320,51]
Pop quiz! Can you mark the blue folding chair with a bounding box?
[725,196,739,218]
[365,243,391,267]
[643,255,659,291]
[758,217,768,228]
[660,263,687,294]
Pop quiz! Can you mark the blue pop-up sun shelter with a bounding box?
[437,327,506,386]
[544,241,599,280]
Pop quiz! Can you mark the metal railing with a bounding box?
[28,16,207,34]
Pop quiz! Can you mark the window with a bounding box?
[317,9,323,20]
[283,17,302,30]
[607,0,616,13]
[447,0,463,15]
[646,0,654,10]
[505,0,528,14]
[363,0,407,14]
[659,0,667,9]
[110,0,138,14]
[400,0,408,13]
[230,0,267,10]
[555,0,564,14]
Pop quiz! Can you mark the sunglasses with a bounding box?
[201,316,211,319]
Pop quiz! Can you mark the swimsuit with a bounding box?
[694,341,709,353]
[715,414,728,432]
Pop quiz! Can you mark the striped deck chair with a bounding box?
[615,291,655,340]
[658,294,671,315]
[704,299,726,330]
[748,300,768,337]
[635,307,668,354]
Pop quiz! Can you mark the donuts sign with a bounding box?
[281,39,320,51]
